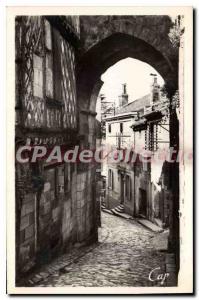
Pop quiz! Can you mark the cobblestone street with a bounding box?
[36,212,167,287]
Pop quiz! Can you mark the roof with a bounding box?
[115,94,151,115]
[104,111,137,121]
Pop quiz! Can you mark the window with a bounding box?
[44,165,66,204]
[120,122,123,133]
[22,16,77,129]
[125,175,132,201]
[45,20,52,50]
[32,20,53,99]
[108,124,111,133]
[33,54,43,98]
[145,123,158,152]
[46,53,53,98]
[45,20,53,98]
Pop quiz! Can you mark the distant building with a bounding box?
[104,79,171,226]
[118,83,128,107]
[100,94,115,138]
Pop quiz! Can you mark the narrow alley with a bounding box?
[35,212,167,287]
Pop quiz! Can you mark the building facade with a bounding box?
[15,16,98,280]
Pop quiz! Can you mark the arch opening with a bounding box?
[77,32,178,113]
[95,57,165,121]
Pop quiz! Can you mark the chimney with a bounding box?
[100,94,106,101]
[119,83,128,107]
[150,74,160,104]
[123,83,127,94]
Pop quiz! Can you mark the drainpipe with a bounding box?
[34,194,37,253]
[133,131,136,216]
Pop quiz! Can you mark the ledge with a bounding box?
[80,109,97,117]
[46,97,64,108]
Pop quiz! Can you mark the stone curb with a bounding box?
[111,210,133,220]
[102,207,133,220]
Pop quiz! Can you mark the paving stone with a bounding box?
[28,279,34,284]
[39,272,49,279]
[32,276,40,283]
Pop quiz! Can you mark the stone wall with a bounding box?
[18,192,36,273]
[16,160,98,279]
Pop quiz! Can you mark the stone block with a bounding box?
[29,212,35,225]
[21,205,26,217]
[39,193,45,206]
[77,174,81,185]
[25,224,34,240]
[21,201,35,216]
[43,201,51,215]
[20,229,25,244]
[50,191,55,201]
[45,191,52,202]
[52,207,60,222]
[77,200,81,209]
[81,182,86,190]
[77,183,82,191]
[20,215,30,230]
[57,166,64,176]
[23,193,34,204]
[19,244,30,263]
[77,192,82,201]
[81,199,85,208]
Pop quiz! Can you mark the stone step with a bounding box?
[118,207,124,210]
[137,219,163,233]
[118,204,124,209]
[111,209,132,220]
[102,208,113,215]
[154,218,163,228]
[114,207,124,213]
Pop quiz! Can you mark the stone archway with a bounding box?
[77,28,178,147]
[76,16,179,270]
[77,15,178,107]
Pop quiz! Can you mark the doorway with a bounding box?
[139,188,147,217]
[120,174,125,204]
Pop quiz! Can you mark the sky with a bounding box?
[96,57,164,120]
